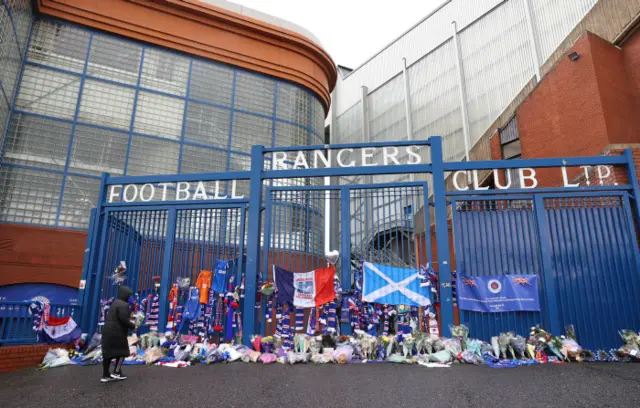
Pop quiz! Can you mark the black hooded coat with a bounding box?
[101,285,135,359]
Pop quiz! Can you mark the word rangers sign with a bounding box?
[272,146,424,169]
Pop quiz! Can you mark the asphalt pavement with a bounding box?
[1,362,640,408]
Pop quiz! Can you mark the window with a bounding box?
[502,139,521,159]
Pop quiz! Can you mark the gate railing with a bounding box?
[0,301,82,345]
[79,137,640,346]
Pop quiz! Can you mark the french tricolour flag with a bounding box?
[273,265,336,308]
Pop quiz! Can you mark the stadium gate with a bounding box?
[78,137,640,349]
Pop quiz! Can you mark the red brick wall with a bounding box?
[0,224,87,288]
[0,344,72,373]
[623,28,640,111]
[516,32,640,187]
[516,34,610,187]
[591,35,640,145]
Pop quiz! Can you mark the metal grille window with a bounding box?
[180,145,228,174]
[235,71,275,115]
[58,175,100,228]
[0,166,62,225]
[28,20,89,73]
[134,91,184,140]
[88,34,142,85]
[184,102,230,146]
[0,18,325,228]
[232,112,273,152]
[140,48,189,96]
[275,122,307,146]
[190,60,234,106]
[79,79,135,129]
[127,136,179,176]
[70,125,129,176]
[277,82,309,126]
[3,114,72,171]
[16,66,80,119]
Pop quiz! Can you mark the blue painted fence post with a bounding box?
[84,172,110,339]
[624,148,640,224]
[340,186,352,335]
[429,136,454,332]
[532,195,562,335]
[78,208,97,332]
[243,145,264,345]
[158,208,177,334]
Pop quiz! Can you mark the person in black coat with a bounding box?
[101,285,135,382]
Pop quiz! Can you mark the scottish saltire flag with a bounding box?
[362,262,431,307]
[274,265,336,307]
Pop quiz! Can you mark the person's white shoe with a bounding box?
[111,373,127,380]
[101,377,115,383]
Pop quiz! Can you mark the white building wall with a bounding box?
[331,0,598,163]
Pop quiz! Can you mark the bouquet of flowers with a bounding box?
[310,353,330,364]
[548,336,565,360]
[258,353,277,364]
[142,347,164,365]
[428,349,454,364]
[525,341,536,360]
[133,311,145,331]
[261,336,275,354]
[615,330,640,361]
[294,334,310,353]
[529,326,551,345]
[401,334,415,358]
[560,335,582,361]
[442,338,462,359]
[433,337,445,352]
[378,336,390,360]
[361,334,377,360]
[497,334,509,359]
[466,339,483,357]
[509,335,527,360]
[460,350,482,365]
[450,324,469,349]
[479,341,494,357]
[260,281,276,296]
[619,330,640,347]
[176,277,191,291]
[386,335,397,357]
[309,335,323,354]
[422,336,435,355]
[491,337,500,358]
[110,261,127,285]
[332,345,354,364]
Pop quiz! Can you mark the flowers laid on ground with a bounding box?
[37,324,640,369]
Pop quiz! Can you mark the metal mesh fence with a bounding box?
[0,18,325,229]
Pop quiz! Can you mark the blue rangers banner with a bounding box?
[456,274,540,313]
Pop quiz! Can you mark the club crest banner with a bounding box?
[456,274,540,313]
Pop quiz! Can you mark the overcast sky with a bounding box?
[234,0,443,69]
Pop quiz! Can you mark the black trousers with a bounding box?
[102,357,124,377]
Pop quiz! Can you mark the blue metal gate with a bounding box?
[452,192,640,349]
[85,202,246,337]
[261,182,430,335]
[75,137,640,348]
